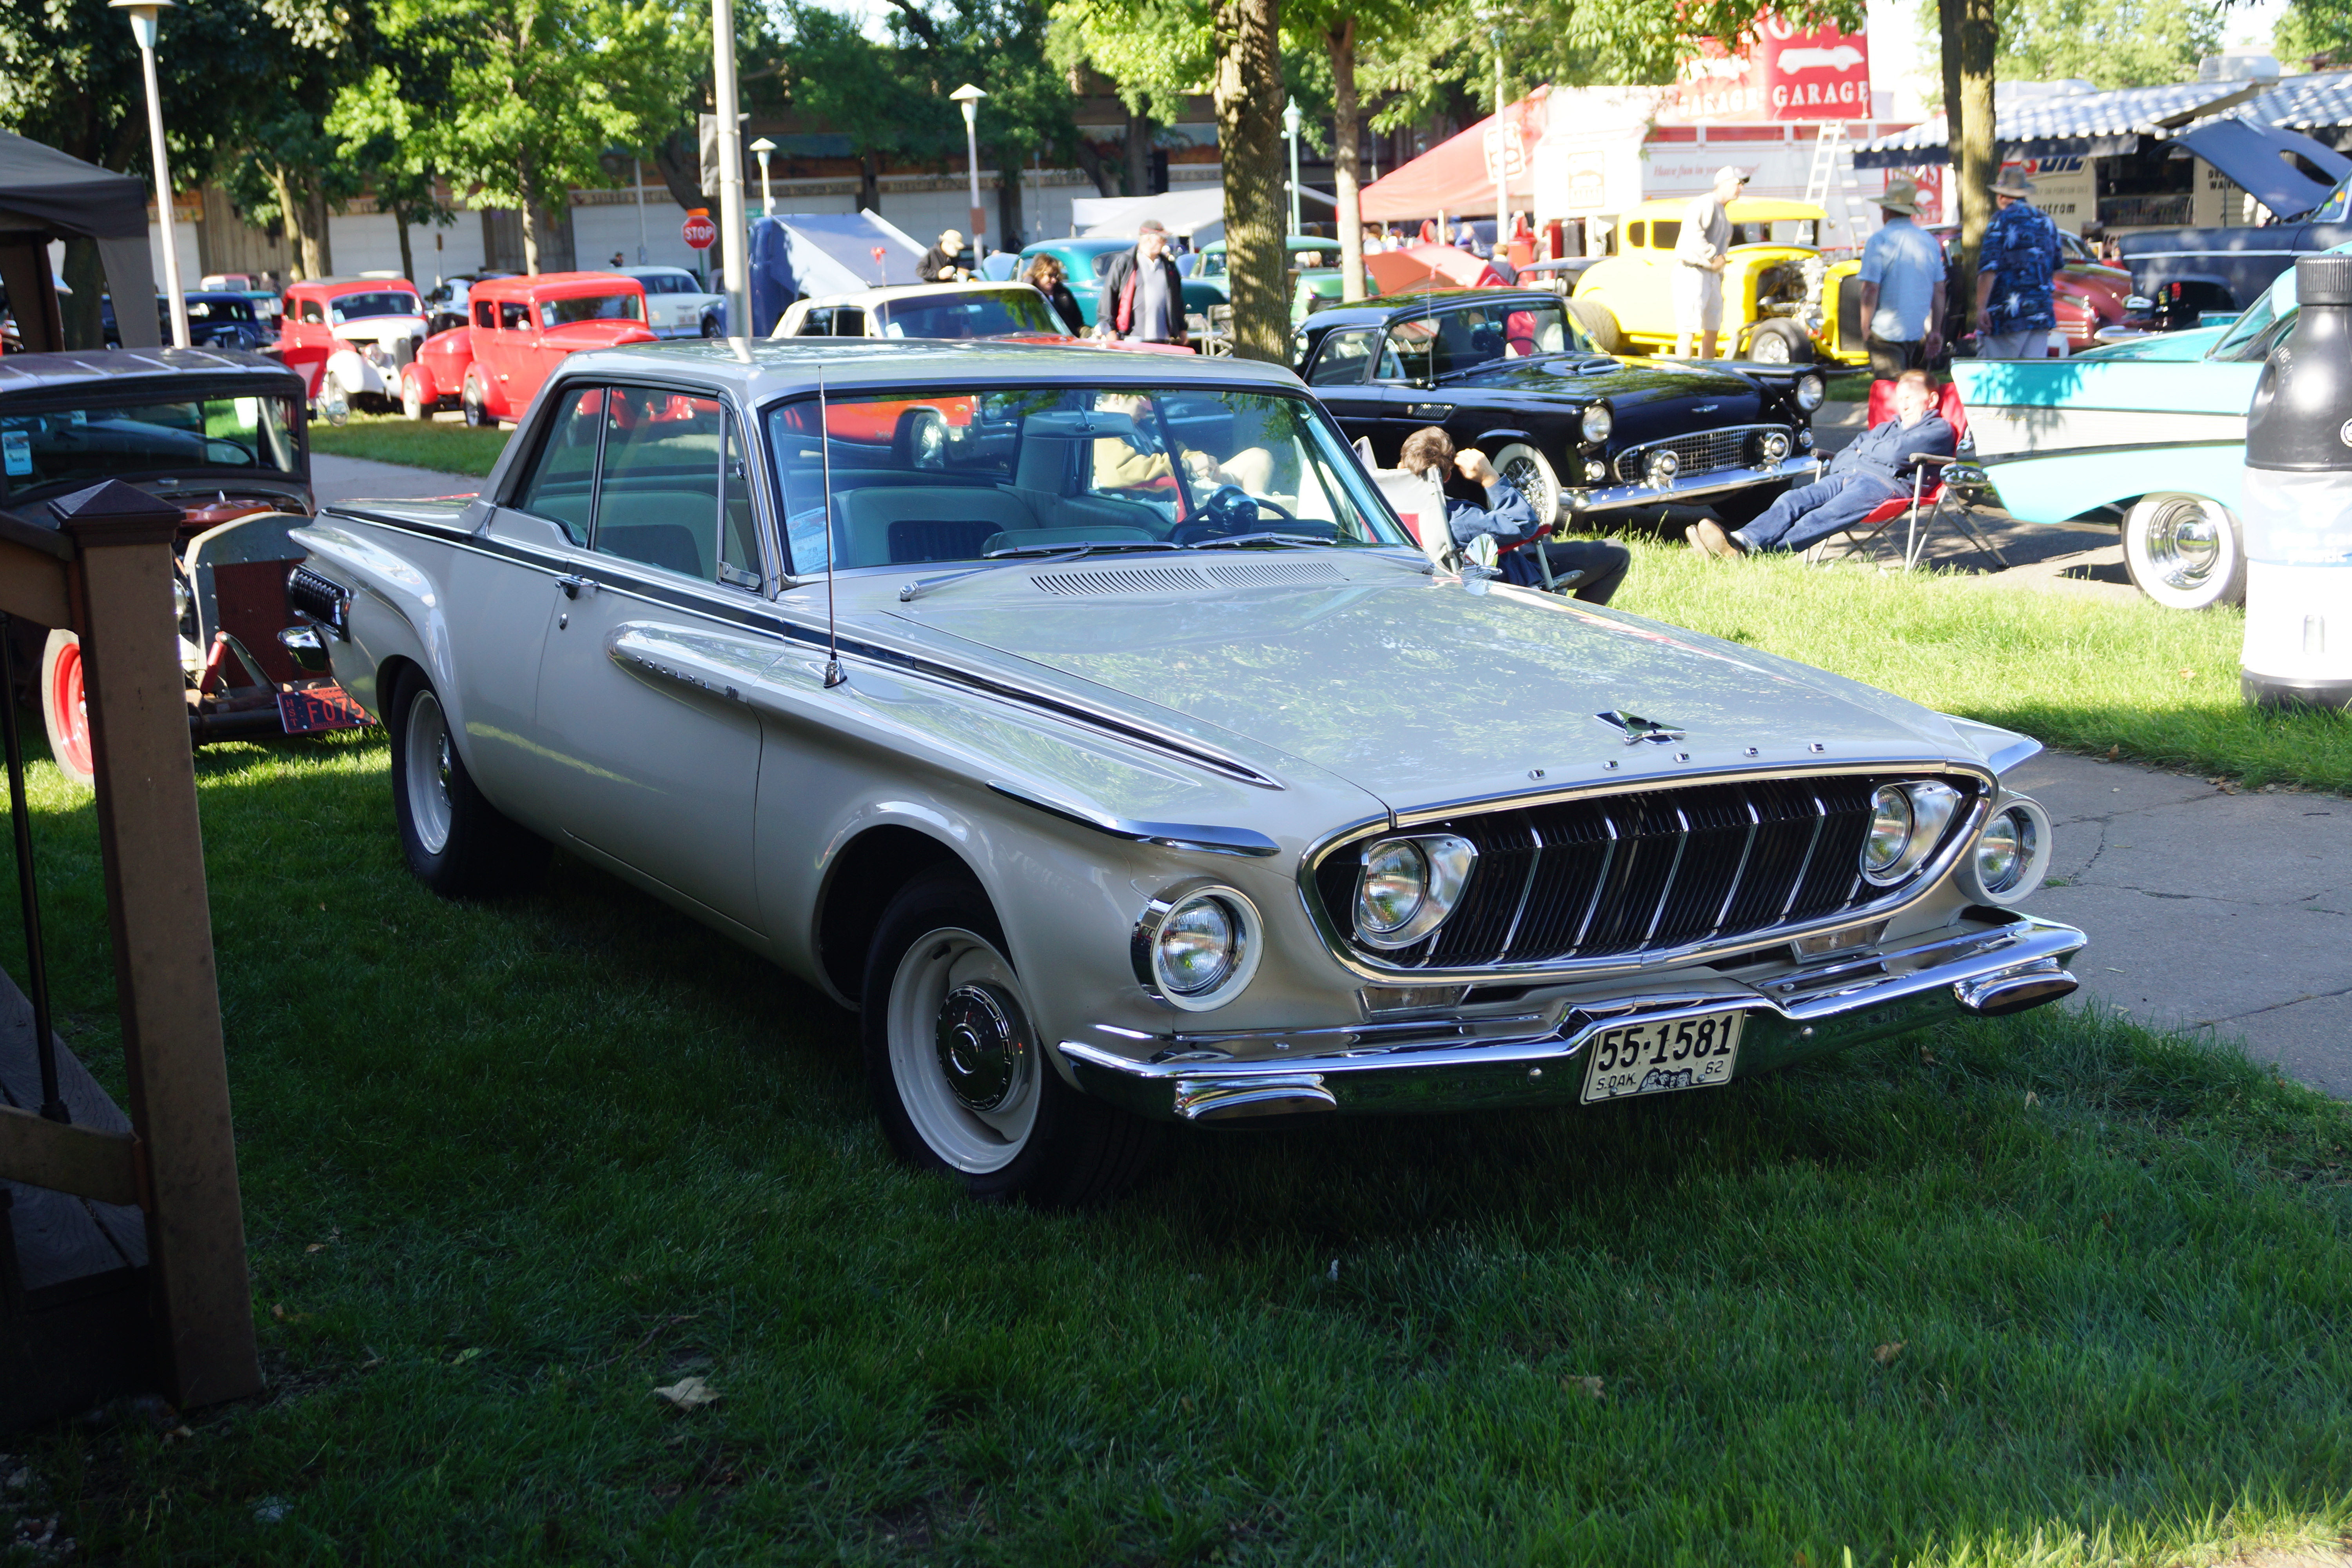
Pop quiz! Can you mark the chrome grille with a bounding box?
[1314,774,1978,970]
[1613,425,1772,483]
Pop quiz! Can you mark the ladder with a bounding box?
[1804,122,1873,247]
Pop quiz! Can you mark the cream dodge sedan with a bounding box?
[280,340,2085,1205]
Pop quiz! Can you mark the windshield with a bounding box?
[768,384,1411,573]
[185,297,255,322]
[2311,172,2352,224]
[2211,267,2303,363]
[874,289,1060,339]
[328,290,419,323]
[0,394,302,498]
[542,292,644,326]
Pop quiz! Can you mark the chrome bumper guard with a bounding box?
[1564,453,1817,517]
[1059,915,2084,1124]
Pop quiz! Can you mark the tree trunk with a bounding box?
[1073,138,1119,199]
[859,147,882,212]
[396,216,416,285]
[1125,103,1152,198]
[1214,0,1288,363]
[60,238,104,350]
[1328,18,1365,302]
[305,177,333,279]
[519,155,543,275]
[654,128,709,210]
[995,151,1023,250]
[1956,0,1996,326]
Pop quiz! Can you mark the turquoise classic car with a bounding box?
[1017,238,1226,339]
[1948,250,2327,611]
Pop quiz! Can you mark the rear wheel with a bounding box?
[38,629,92,788]
[1749,319,1814,364]
[1568,297,1623,354]
[2124,493,2245,610]
[700,313,724,339]
[1492,442,1561,529]
[387,667,548,897]
[862,866,1156,1207]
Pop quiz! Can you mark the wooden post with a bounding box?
[54,483,260,1409]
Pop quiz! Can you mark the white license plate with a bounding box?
[1580,1010,1745,1103]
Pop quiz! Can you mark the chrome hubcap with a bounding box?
[404,690,454,855]
[2147,498,2222,588]
[935,983,1031,1112]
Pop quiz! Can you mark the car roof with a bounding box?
[1024,237,1132,254]
[1304,288,1566,331]
[616,266,697,278]
[473,271,645,299]
[795,281,1041,309]
[287,277,423,296]
[0,347,306,398]
[1201,236,1338,253]
[552,338,1302,401]
[1625,196,1826,224]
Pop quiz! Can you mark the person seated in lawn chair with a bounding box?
[1397,426,1631,604]
[1686,368,1956,558]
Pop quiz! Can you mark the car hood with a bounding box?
[1445,356,1768,425]
[878,560,1982,810]
[2070,326,2226,362]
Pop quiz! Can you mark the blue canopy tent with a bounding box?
[747,212,926,335]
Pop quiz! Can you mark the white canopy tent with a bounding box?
[1068,186,1226,238]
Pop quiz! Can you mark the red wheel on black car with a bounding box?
[39,629,92,788]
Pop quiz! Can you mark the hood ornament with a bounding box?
[1594,710,1686,745]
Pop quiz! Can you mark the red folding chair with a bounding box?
[1811,379,2005,571]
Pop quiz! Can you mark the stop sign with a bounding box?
[682,210,717,250]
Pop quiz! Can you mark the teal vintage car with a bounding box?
[1017,238,1227,344]
[1949,249,2326,611]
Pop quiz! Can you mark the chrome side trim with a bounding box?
[1060,916,2086,1121]
[990,782,1281,857]
[1565,453,1815,516]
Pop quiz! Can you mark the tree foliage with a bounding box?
[1916,0,2222,93]
[2274,0,2352,68]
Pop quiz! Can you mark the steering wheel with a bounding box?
[206,437,255,464]
[1199,484,1297,531]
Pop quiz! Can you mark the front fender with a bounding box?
[286,518,467,747]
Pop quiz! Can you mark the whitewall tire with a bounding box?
[1492,442,1561,529]
[2124,493,2246,611]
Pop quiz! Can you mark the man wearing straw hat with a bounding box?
[919,229,972,283]
[1974,168,2063,359]
[1856,176,1945,378]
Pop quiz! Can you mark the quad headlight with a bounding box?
[1957,795,2053,906]
[1132,884,1264,1011]
[1860,780,1962,887]
[1351,833,1478,951]
[1580,403,1613,444]
[1794,372,1826,412]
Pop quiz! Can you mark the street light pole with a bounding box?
[749,137,776,218]
[951,84,987,251]
[709,0,749,339]
[1490,24,1508,259]
[111,0,189,348]
[1283,100,1302,235]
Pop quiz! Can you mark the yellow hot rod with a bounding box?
[1566,198,1867,367]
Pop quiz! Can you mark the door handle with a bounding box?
[558,574,594,599]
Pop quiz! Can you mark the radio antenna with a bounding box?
[819,362,845,689]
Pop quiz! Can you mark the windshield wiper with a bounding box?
[1186,533,1334,551]
[898,540,1172,603]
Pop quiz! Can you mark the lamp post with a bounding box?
[708,0,748,339]
[1490,24,1508,258]
[749,137,776,218]
[111,0,188,349]
[950,83,987,250]
[1282,100,1302,236]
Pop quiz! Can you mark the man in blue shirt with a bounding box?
[1974,169,2063,359]
[1856,178,1945,378]
[1690,369,1955,556]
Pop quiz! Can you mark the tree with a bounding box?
[2276,0,2352,67]
[347,0,685,273]
[327,69,460,283]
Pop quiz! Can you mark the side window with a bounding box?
[718,415,761,590]
[796,308,832,337]
[1307,327,1381,386]
[833,308,867,337]
[299,299,324,325]
[593,386,726,581]
[1379,320,1437,383]
[1652,219,1681,250]
[1626,221,1646,249]
[499,302,530,331]
[474,301,495,330]
[514,386,605,544]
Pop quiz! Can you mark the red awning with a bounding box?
[1364,244,1504,293]
[1360,89,1546,223]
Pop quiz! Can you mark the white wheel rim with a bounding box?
[405,690,454,855]
[1754,332,1790,363]
[1495,443,1556,522]
[2140,496,2229,593]
[886,927,1041,1173]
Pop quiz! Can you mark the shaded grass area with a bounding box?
[1612,536,2352,793]
[4,733,2350,1564]
[307,413,510,477]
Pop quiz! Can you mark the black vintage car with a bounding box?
[1293,290,1826,526]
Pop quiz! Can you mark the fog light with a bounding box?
[1759,430,1791,462]
[1643,449,1680,488]
[1957,796,2053,906]
[1584,459,1608,482]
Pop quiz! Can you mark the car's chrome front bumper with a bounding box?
[1564,452,1819,517]
[1058,915,2084,1123]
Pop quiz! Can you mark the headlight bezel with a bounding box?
[1860,780,1963,887]
[1579,403,1614,445]
[1131,882,1265,1012]
[1956,795,2053,906]
[1351,833,1478,951]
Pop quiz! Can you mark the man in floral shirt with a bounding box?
[1973,169,2063,358]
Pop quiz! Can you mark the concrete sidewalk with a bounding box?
[2006,751,2352,1096]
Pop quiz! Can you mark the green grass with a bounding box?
[308,413,511,477]
[3,726,2350,1564]
[1612,535,2352,793]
